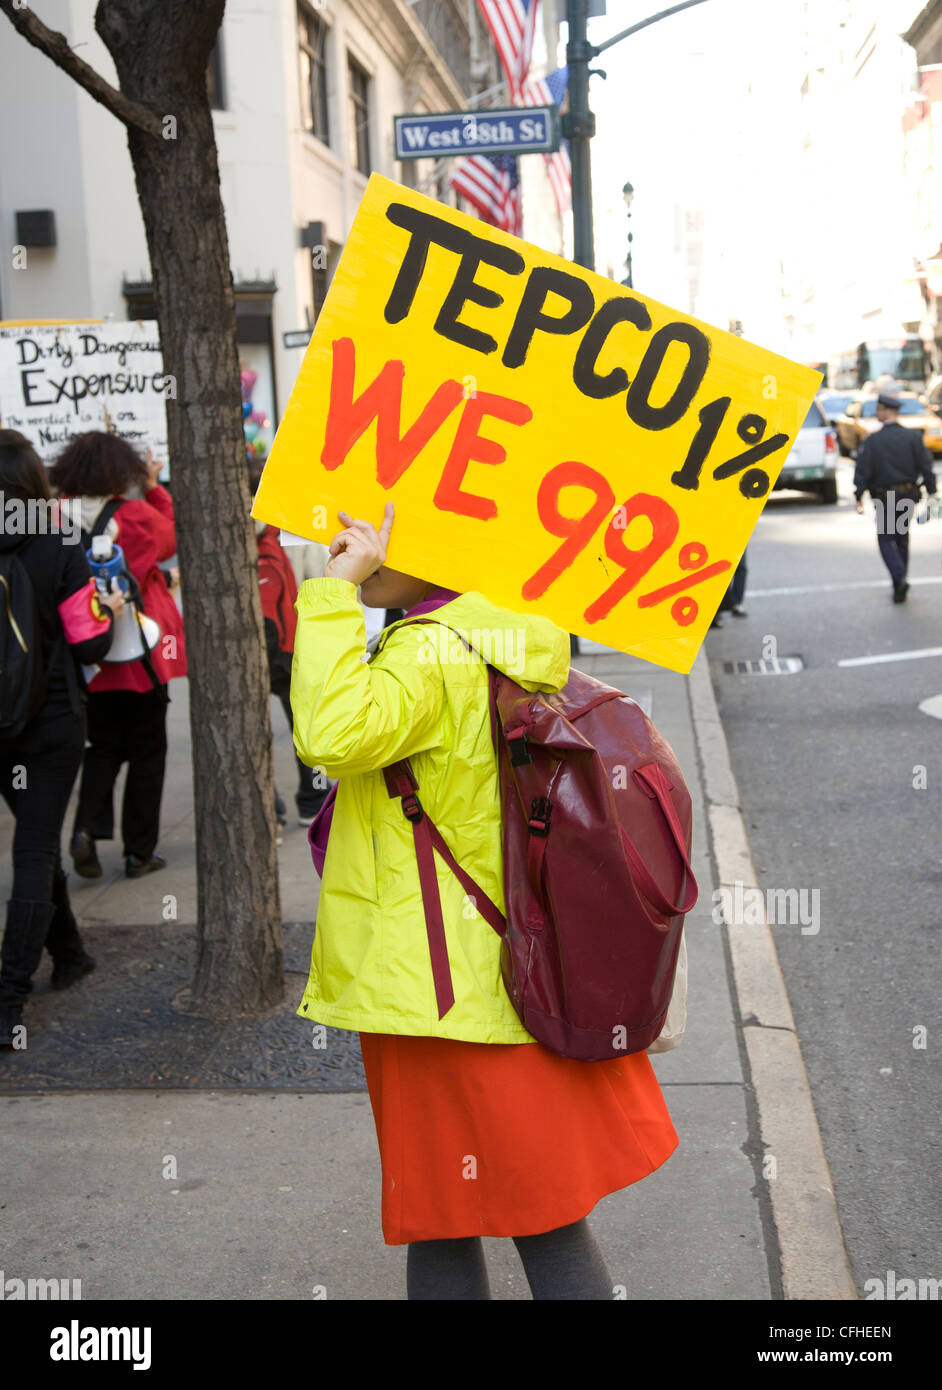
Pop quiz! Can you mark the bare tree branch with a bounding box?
[0,0,163,138]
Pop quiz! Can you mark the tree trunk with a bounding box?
[90,0,284,1015]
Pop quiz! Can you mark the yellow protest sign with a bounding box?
[252,173,821,672]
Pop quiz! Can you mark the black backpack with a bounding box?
[0,538,48,739]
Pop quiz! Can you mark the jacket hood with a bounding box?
[409,589,571,693]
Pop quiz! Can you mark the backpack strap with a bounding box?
[383,758,505,1021]
[132,616,170,703]
[622,765,698,916]
[379,620,546,1003]
[89,497,125,541]
[81,497,125,552]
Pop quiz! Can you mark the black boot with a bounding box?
[46,869,96,990]
[0,899,56,1048]
[70,828,102,879]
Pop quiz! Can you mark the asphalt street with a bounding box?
[705,459,941,1292]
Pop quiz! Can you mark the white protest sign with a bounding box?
[0,320,172,468]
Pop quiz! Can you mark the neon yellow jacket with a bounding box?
[291,577,570,1043]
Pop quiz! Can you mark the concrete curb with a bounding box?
[687,649,858,1301]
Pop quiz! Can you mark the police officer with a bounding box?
[854,393,937,602]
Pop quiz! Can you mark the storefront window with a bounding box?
[240,345,276,469]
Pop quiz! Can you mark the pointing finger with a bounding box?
[377,501,395,550]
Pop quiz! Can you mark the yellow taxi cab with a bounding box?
[836,392,942,458]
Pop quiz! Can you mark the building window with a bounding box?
[298,3,329,143]
[347,55,371,175]
[207,35,225,110]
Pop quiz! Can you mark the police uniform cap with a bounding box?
[876,393,901,410]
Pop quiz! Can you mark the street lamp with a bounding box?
[622,180,634,288]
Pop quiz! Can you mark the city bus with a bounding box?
[827,336,932,392]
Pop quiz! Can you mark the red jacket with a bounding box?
[84,486,187,692]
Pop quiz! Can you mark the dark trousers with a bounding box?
[0,709,87,1004]
[73,689,168,860]
[277,691,329,819]
[721,553,747,611]
[874,491,915,588]
[0,709,85,902]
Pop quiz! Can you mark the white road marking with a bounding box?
[838,647,942,667]
[748,576,942,598]
[919,694,942,719]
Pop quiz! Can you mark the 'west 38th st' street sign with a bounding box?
[394,106,560,161]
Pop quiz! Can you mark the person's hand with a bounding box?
[324,503,394,585]
[144,447,164,490]
[99,579,127,618]
[855,499,865,514]
[168,566,180,591]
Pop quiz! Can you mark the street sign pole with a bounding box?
[565,0,595,273]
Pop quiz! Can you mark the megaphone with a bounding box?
[104,606,162,664]
[87,535,162,664]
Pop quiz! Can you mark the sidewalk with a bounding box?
[0,644,854,1300]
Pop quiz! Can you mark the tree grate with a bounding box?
[722,657,805,675]
[0,922,366,1094]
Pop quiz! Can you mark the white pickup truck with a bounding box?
[772,398,838,504]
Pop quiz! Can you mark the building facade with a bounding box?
[788,0,928,367]
[903,1,942,372]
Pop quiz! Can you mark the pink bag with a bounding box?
[307,783,336,877]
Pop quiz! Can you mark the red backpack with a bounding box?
[256,526,298,688]
[381,619,697,1062]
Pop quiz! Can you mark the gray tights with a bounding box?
[406,1217,613,1300]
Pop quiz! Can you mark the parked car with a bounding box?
[835,391,942,458]
[816,390,855,426]
[773,399,838,503]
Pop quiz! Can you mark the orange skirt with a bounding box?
[358,1032,679,1245]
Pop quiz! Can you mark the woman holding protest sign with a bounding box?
[290,501,678,1300]
[0,430,125,1047]
[49,432,186,880]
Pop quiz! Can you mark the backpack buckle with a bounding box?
[401,792,423,823]
[528,797,552,836]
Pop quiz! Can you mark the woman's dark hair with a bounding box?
[48,431,147,497]
[248,458,264,494]
[0,429,52,502]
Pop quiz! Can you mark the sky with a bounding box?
[547,0,928,357]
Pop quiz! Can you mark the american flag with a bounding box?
[521,64,571,217]
[477,0,539,102]
[449,4,570,236]
[450,151,522,236]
